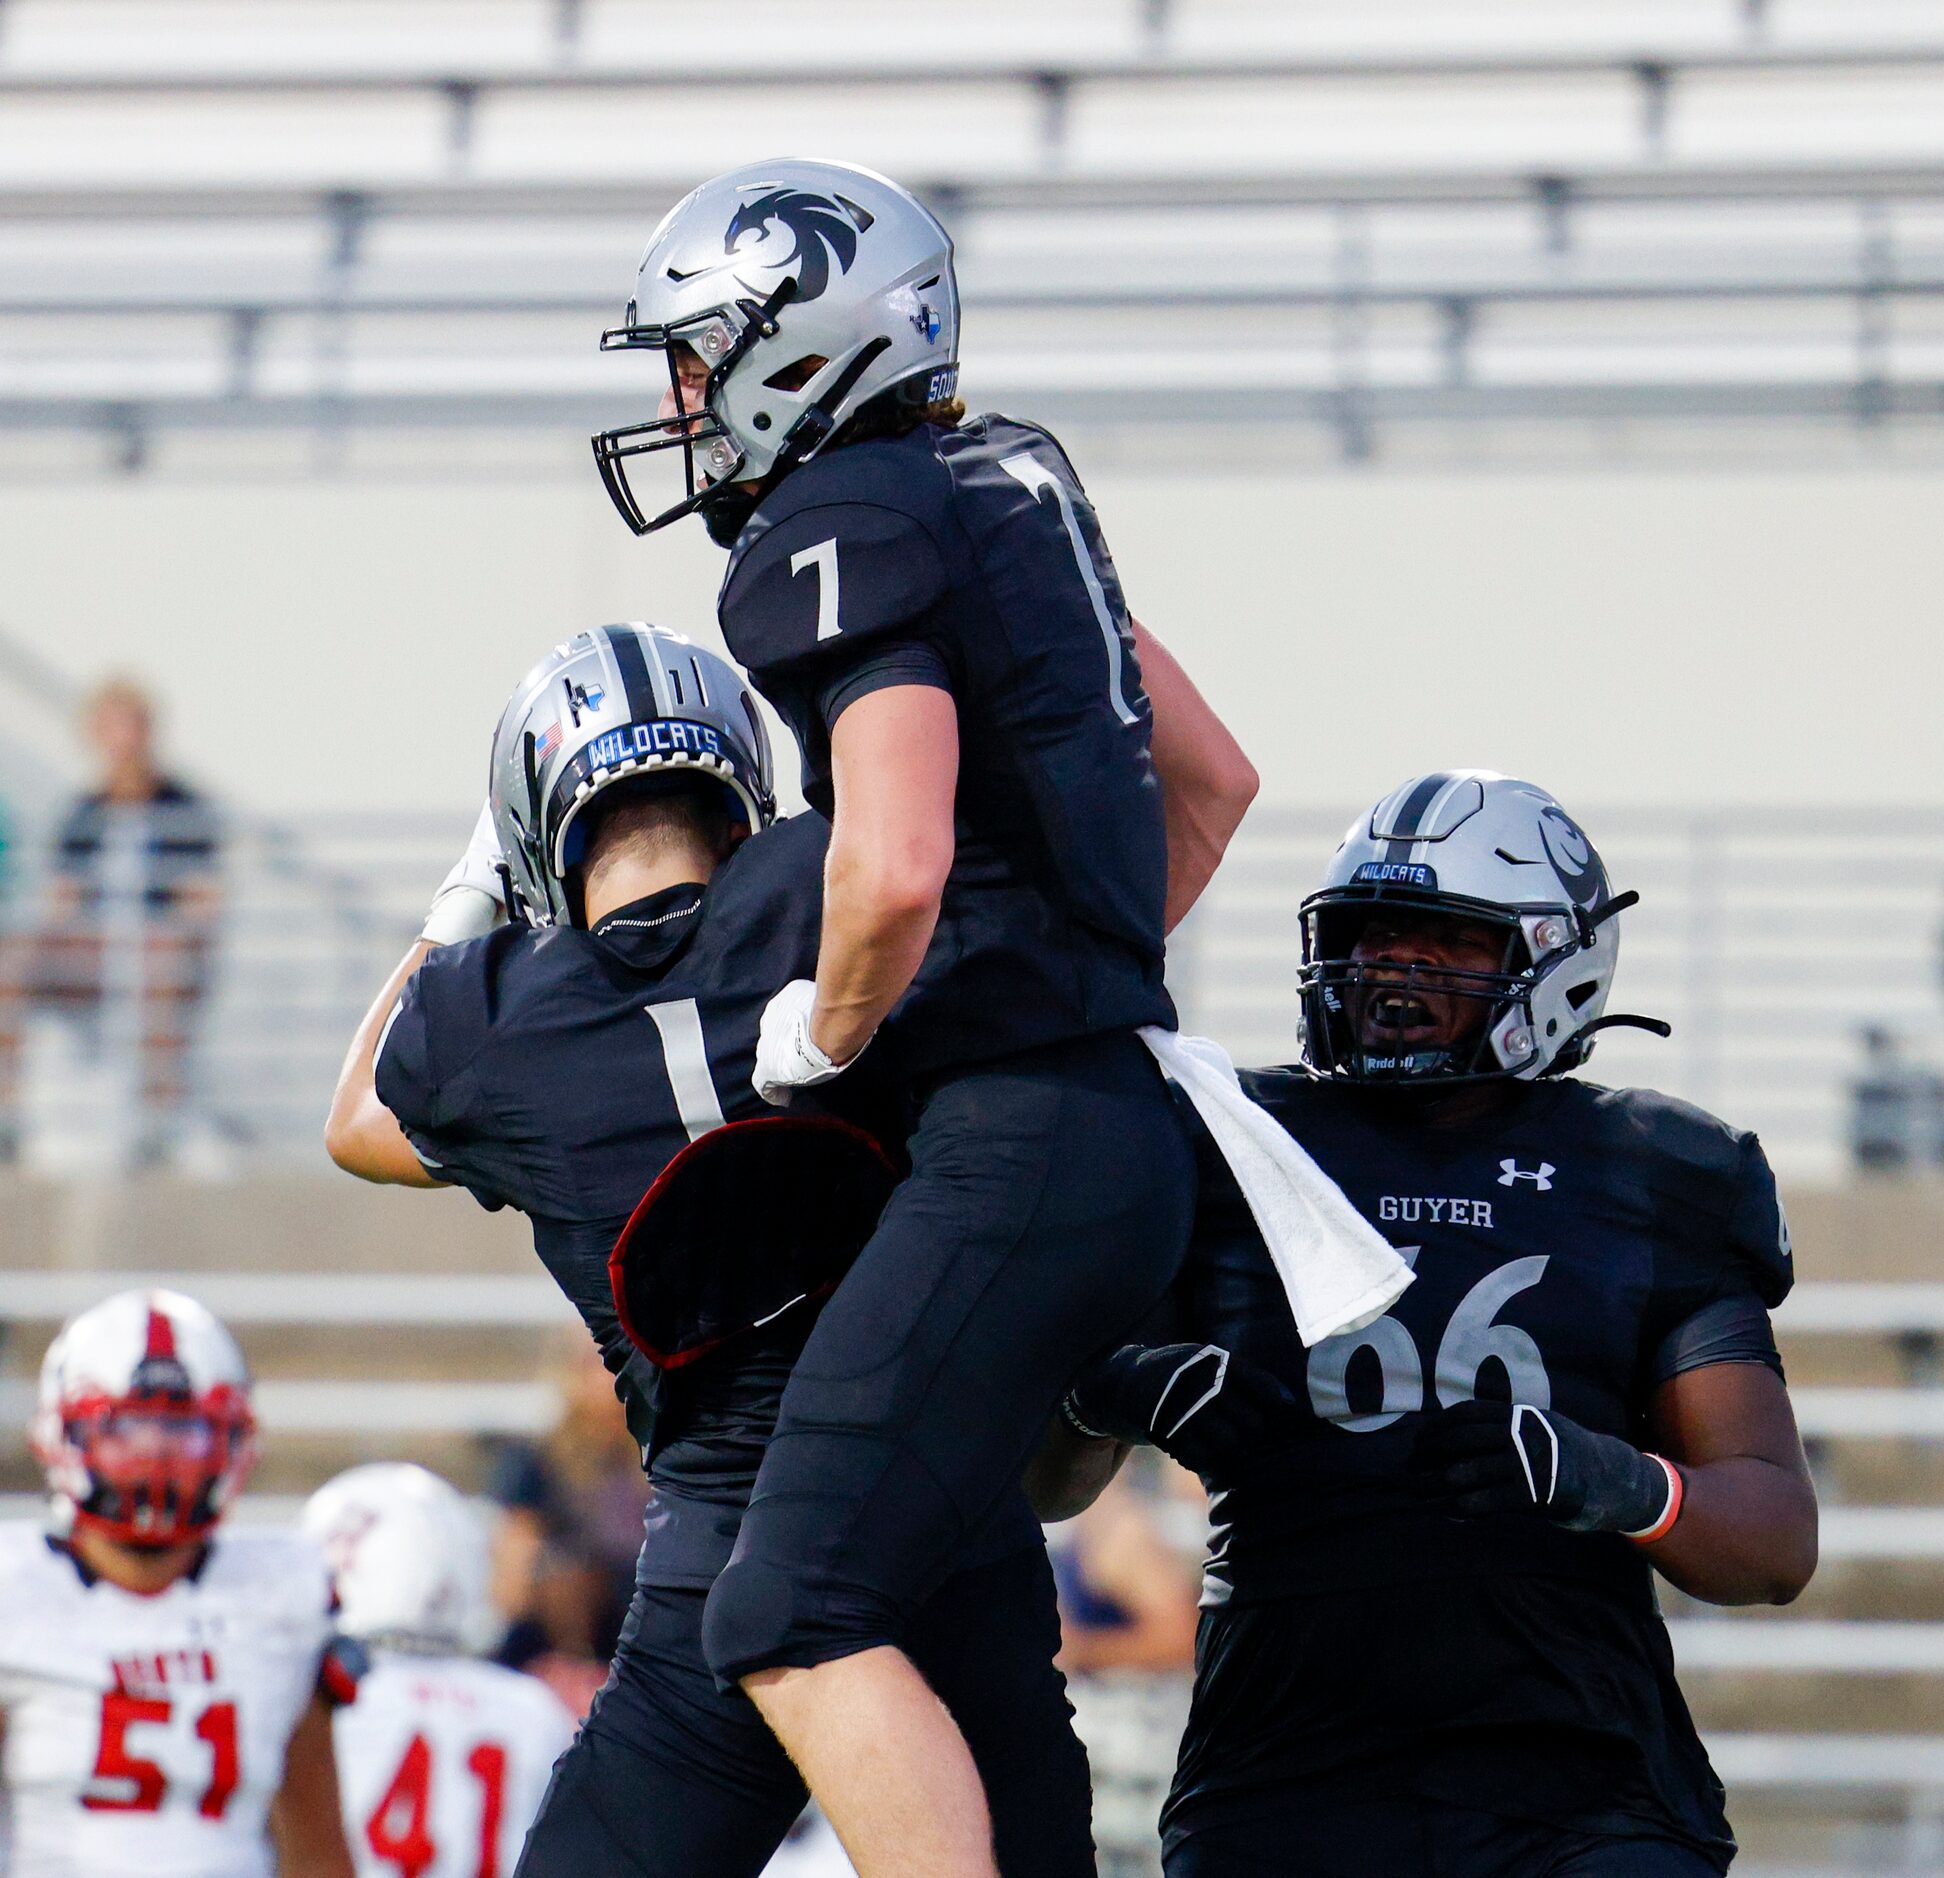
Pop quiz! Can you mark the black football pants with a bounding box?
[1163,1800,1726,1877]
[701,1029,1195,1685]
[513,1540,1094,1878]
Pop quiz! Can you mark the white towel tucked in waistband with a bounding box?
[1139,1027,1413,1346]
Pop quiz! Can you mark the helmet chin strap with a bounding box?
[770,335,895,479]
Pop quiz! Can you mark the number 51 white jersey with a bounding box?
[0,1522,336,1878]
[334,1652,576,1878]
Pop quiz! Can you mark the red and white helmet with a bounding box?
[302,1463,488,1654]
[31,1288,258,1547]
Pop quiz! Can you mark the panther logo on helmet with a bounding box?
[721,188,874,303]
[1537,803,1606,908]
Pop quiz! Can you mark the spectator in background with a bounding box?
[23,678,220,1159]
[487,1331,649,1715]
[1053,1465,1201,1676]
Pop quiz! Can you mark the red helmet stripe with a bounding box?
[143,1304,178,1364]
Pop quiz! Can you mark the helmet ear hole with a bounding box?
[762,354,829,392]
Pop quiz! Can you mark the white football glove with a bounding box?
[753,978,856,1107]
[421,800,507,946]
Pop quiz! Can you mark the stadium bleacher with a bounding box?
[3,1183,1944,1871]
[4,0,1944,471]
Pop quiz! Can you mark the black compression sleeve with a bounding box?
[1649,1291,1784,1388]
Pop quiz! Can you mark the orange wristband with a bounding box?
[1625,1455,1684,1545]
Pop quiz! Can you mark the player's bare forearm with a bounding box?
[270,1693,357,1878]
[323,939,446,1186]
[1643,1362,1818,1605]
[1130,620,1259,934]
[812,684,959,1064]
[1024,1418,1131,1523]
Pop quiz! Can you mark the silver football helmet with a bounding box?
[1299,771,1666,1085]
[489,624,775,928]
[592,158,960,537]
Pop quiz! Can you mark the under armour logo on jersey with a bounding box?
[1498,1160,1556,1190]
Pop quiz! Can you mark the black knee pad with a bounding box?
[703,1554,905,1690]
[702,1556,802,1687]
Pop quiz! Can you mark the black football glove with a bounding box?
[1062,1342,1302,1475]
[1409,1398,1681,1538]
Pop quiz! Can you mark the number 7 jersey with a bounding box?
[0,1524,338,1878]
[716,414,1176,1077]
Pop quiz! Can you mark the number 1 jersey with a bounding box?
[0,1524,338,1878]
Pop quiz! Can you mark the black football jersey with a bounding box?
[1165,1071,1793,1855]
[375,811,851,1586]
[716,415,1175,1077]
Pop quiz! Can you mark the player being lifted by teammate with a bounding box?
[590,158,1260,1878]
[303,1463,576,1878]
[1040,773,1819,1878]
[328,623,1210,1874]
[0,1287,358,1878]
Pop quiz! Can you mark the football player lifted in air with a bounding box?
[1035,773,1819,1878]
[326,622,1254,1874]
[302,1464,577,1878]
[0,1287,359,1878]
[589,158,1264,1878]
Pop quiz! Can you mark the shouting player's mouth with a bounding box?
[1362,985,1442,1043]
[1349,912,1515,1055]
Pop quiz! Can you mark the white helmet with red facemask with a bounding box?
[31,1288,258,1547]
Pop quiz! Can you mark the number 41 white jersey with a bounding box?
[0,1522,337,1878]
[334,1653,576,1878]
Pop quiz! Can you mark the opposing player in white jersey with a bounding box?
[303,1464,576,1878]
[0,1287,358,1878]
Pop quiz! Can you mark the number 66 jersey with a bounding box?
[1164,1069,1794,1858]
[0,1524,341,1878]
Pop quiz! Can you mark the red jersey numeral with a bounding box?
[83,1690,170,1811]
[466,1741,508,1878]
[194,1700,240,1819]
[365,1733,437,1878]
[365,1733,513,1878]
[85,1691,241,1816]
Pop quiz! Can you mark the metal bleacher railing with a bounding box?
[3,794,1932,1179]
[1174,801,1944,1184]
[7,0,1944,470]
